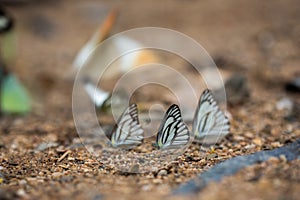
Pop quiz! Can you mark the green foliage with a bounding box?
[1,74,31,114]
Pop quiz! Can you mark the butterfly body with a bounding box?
[156,104,190,150]
[193,89,230,144]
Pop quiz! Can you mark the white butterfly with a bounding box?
[156,104,190,149]
[192,89,230,144]
[110,104,144,149]
[83,79,110,107]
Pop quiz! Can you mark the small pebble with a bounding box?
[142,184,152,191]
[267,157,280,164]
[245,144,256,149]
[153,179,163,184]
[68,157,75,161]
[244,132,254,139]
[19,180,27,185]
[129,164,140,173]
[157,169,168,176]
[233,135,245,141]
[59,176,74,182]
[175,178,183,183]
[16,189,26,197]
[271,142,281,148]
[35,142,58,152]
[206,153,218,160]
[58,164,69,169]
[11,144,18,149]
[276,97,293,111]
[26,177,37,182]
[253,138,263,146]
[279,154,287,162]
[52,172,63,178]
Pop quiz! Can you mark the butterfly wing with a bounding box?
[192,89,230,144]
[83,78,110,107]
[110,104,144,148]
[156,104,190,149]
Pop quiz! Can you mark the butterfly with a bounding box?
[110,104,144,149]
[156,104,190,150]
[192,89,230,144]
[83,78,110,108]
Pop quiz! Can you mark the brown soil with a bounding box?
[1,1,300,200]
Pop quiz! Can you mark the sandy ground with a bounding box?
[0,0,300,199]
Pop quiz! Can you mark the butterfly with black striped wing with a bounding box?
[156,104,190,150]
[110,104,144,149]
[192,89,230,144]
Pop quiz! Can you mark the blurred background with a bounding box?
[1,0,299,114]
[0,1,299,199]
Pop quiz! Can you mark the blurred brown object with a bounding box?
[214,73,250,106]
[96,8,117,43]
[226,74,250,105]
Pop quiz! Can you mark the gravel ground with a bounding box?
[0,0,300,199]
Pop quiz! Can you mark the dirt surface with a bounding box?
[1,0,300,199]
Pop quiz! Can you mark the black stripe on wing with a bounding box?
[156,104,180,145]
[156,104,190,149]
[110,104,144,149]
[192,89,230,143]
[127,104,139,122]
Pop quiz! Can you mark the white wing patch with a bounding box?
[84,80,110,107]
[110,104,144,149]
[156,104,190,149]
[192,89,230,144]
